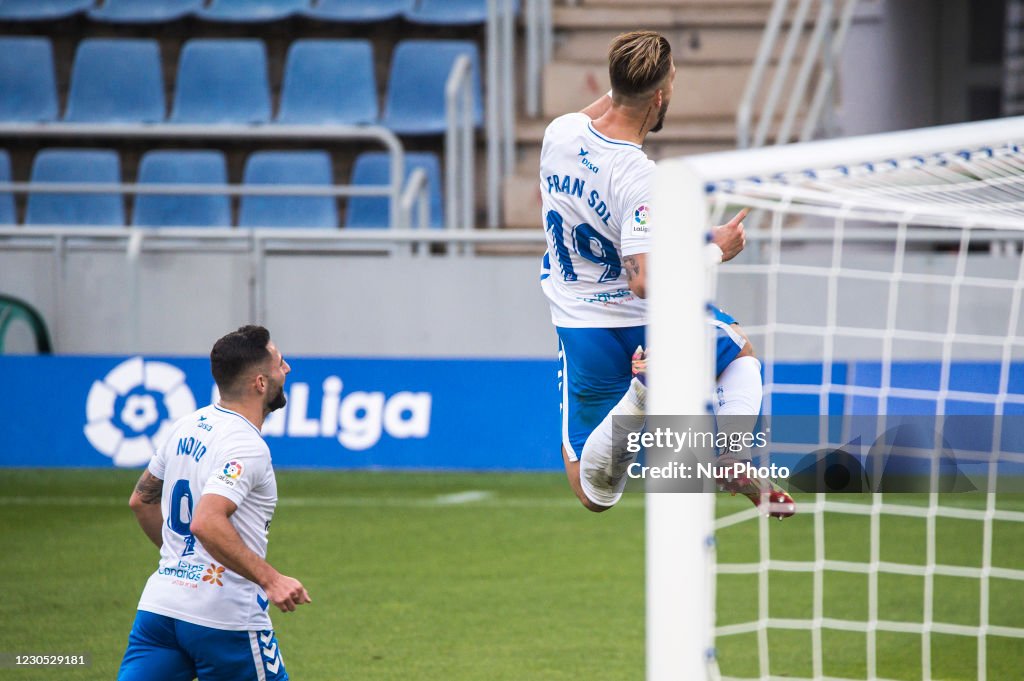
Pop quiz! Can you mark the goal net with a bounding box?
[647,117,1024,681]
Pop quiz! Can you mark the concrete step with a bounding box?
[542,60,781,121]
[554,4,782,28]
[502,173,543,231]
[576,0,774,5]
[555,26,806,64]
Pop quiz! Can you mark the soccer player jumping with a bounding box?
[539,30,795,518]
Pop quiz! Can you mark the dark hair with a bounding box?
[210,325,271,397]
[608,30,673,100]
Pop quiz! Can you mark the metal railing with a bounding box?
[525,0,553,120]
[0,226,548,346]
[487,0,520,229]
[447,54,475,236]
[0,122,408,222]
[737,0,859,149]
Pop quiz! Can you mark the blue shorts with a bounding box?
[118,610,287,681]
[557,305,746,461]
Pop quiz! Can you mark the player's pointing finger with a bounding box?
[730,207,751,225]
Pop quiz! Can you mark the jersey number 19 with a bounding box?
[546,209,622,283]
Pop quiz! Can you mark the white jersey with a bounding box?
[539,112,655,328]
[138,403,277,631]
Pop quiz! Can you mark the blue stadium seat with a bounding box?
[346,152,443,229]
[0,0,93,20]
[239,151,337,228]
[0,37,58,122]
[405,0,518,26]
[65,40,165,124]
[382,40,483,135]
[303,0,412,22]
[89,0,204,24]
[171,40,271,125]
[134,151,230,228]
[26,149,124,226]
[277,40,378,125]
[197,0,308,22]
[0,151,13,225]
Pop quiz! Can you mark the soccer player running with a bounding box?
[118,325,309,681]
[540,30,795,517]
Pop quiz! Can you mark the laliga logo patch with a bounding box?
[634,205,649,229]
[84,357,196,467]
[223,460,244,480]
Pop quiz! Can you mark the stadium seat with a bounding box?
[404,0,519,26]
[382,40,483,135]
[346,152,443,229]
[303,0,412,22]
[64,40,165,124]
[0,37,58,122]
[277,40,378,125]
[0,150,13,225]
[197,0,308,22]
[239,151,337,228]
[0,0,93,21]
[171,40,271,125]
[133,151,230,228]
[26,149,124,226]
[89,0,204,24]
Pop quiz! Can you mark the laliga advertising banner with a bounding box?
[1,355,560,470]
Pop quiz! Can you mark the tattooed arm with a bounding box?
[129,470,164,548]
[623,253,647,299]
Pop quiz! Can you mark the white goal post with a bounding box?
[648,116,1024,681]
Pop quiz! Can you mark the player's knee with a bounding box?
[564,453,613,513]
[577,490,612,513]
[569,473,612,512]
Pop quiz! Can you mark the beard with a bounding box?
[267,384,287,412]
[650,99,669,133]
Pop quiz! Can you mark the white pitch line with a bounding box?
[0,495,645,510]
[433,490,494,505]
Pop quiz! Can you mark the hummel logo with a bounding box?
[257,594,269,611]
[579,148,589,157]
[198,416,207,421]
[259,632,280,673]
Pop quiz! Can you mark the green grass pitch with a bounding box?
[1,469,1021,680]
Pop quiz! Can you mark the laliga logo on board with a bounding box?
[254,376,432,450]
[84,357,196,467]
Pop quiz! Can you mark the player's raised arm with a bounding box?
[129,469,164,548]
[580,89,613,120]
[711,207,750,262]
[190,493,311,613]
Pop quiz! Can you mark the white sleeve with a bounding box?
[201,439,271,507]
[147,439,168,479]
[619,161,655,257]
